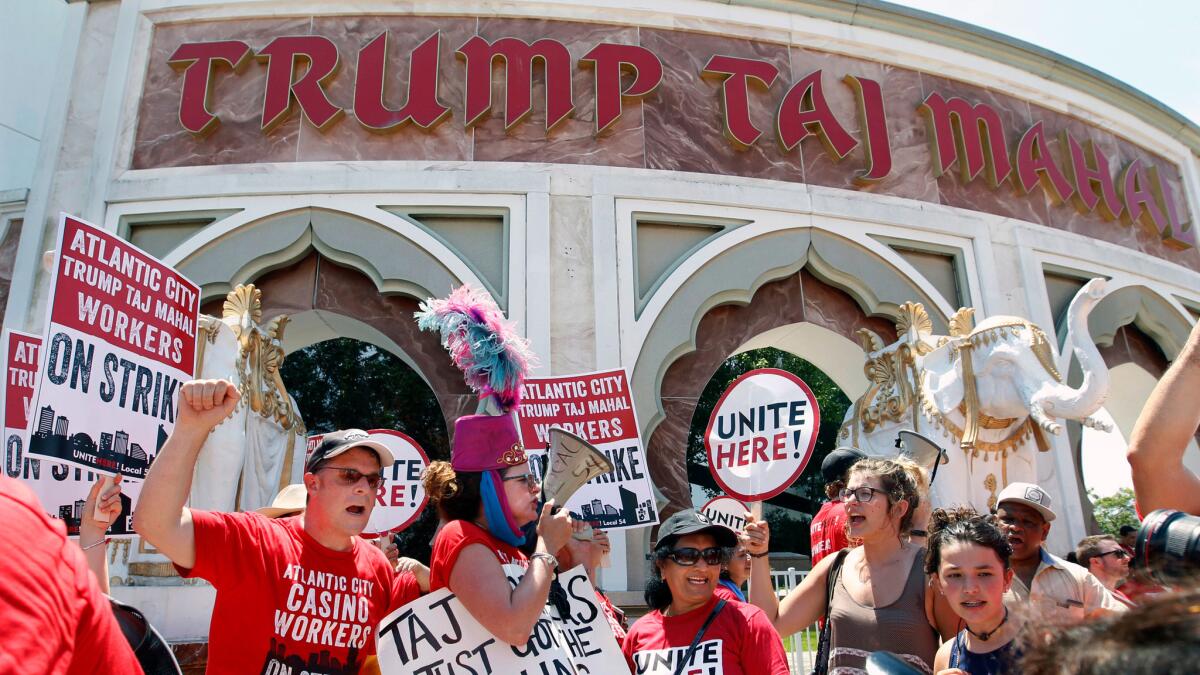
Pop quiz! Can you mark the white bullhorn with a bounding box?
[543,428,614,541]
[896,429,949,485]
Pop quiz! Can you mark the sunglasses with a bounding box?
[502,472,539,490]
[840,486,885,504]
[1097,549,1131,560]
[316,466,385,489]
[666,547,729,566]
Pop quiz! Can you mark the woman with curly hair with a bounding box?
[926,507,1021,675]
[745,457,957,674]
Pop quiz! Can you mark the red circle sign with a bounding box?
[700,496,751,533]
[308,429,431,537]
[704,368,820,501]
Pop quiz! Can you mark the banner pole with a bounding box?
[748,499,763,600]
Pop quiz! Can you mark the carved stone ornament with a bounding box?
[838,278,1111,514]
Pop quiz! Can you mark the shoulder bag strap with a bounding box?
[673,599,727,675]
[811,549,849,675]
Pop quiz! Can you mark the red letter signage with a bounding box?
[844,75,892,182]
[1014,121,1073,203]
[579,43,663,135]
[1064,133,1124,220]
[700,55,779,148]
[167,41,252,135]
[457,36,574,130]
[777,70,858,159]
[257,36,343,131]
[919,92,1011,186]
[354,32,450,130]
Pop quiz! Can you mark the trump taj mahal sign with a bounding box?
[163,29,1191,249]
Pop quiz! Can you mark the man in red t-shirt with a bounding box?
[134,379,420,674]
[0,476,143,674]
[809,447,864,566]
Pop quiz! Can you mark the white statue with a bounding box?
[839,279,1110,513]
[190,285,306,513]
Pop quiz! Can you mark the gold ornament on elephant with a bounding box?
[195,285,306,489]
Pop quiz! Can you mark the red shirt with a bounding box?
[428,520,528,591]
[176,510,418,674]
[810,498,849,566]
[0,476,142,675]
[622,595,790,675]
[597,589,628,642]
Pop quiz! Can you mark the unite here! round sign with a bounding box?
[704,368,820,502]
[305,429,430,537]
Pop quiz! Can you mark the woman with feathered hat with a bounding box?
[416,286,576,647]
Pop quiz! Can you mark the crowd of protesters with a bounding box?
[6,315,1200,674]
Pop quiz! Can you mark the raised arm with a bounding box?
[132,379,239,569]
[1126,320,1200,514]
[449,502,574,645]
[743,512,835,636]
[79,475,124,594]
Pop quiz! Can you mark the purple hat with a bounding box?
[451,414,528,472]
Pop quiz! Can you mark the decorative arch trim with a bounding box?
[630,227,951,443]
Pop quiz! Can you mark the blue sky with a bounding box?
[890,0,1200,126]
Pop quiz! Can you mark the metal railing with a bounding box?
[770,567,820,674]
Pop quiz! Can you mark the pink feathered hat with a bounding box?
[451,414,528,472]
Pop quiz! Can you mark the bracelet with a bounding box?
[530,552,559,571]
[81,538,109,551]
[749,551,769,559]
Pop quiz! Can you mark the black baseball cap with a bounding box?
[305,429,395,473]
[821,446,866,483]
[656,509,737,549]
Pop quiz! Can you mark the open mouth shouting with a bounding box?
[346,504,367,517]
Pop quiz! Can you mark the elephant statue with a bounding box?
[838,278,1111,513]
[189,284,307,513]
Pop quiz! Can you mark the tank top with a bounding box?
[827,547,939,674]
[948,631,1021,675]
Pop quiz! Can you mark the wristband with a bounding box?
[531,552,559,571]
[911,529,927,537]
[749,550,769,559]
[81,538,108,551]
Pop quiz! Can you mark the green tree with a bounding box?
[1089,487,1139,535]
[686,348,851,555]
[281,338,448,562]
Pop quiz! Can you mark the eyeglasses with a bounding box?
[666,547,729,566]
[502,472,539,490]
[840,486,885,504]
[316,466,385,489]
[1096,549,1131,560]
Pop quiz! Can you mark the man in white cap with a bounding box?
[134,379,420,674]
[994,481,1127,623]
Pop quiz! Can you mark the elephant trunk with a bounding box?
[1033,278,1110,422]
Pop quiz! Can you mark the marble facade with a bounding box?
[132,15,1196,271]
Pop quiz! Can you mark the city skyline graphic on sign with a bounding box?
[574,485,655,528]
[29,404,159,479]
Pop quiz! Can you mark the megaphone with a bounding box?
[542,428,614,541]
[896,430,949,486]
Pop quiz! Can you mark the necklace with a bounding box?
[964,607,1008,641]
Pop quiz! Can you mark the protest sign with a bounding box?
[376,565,624,674]
[4,329,141,536]
[700,495,750,534]
[704,368,820,502]
[27,214,199,482]
[306,429,431,536]
[517,369,658,530]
